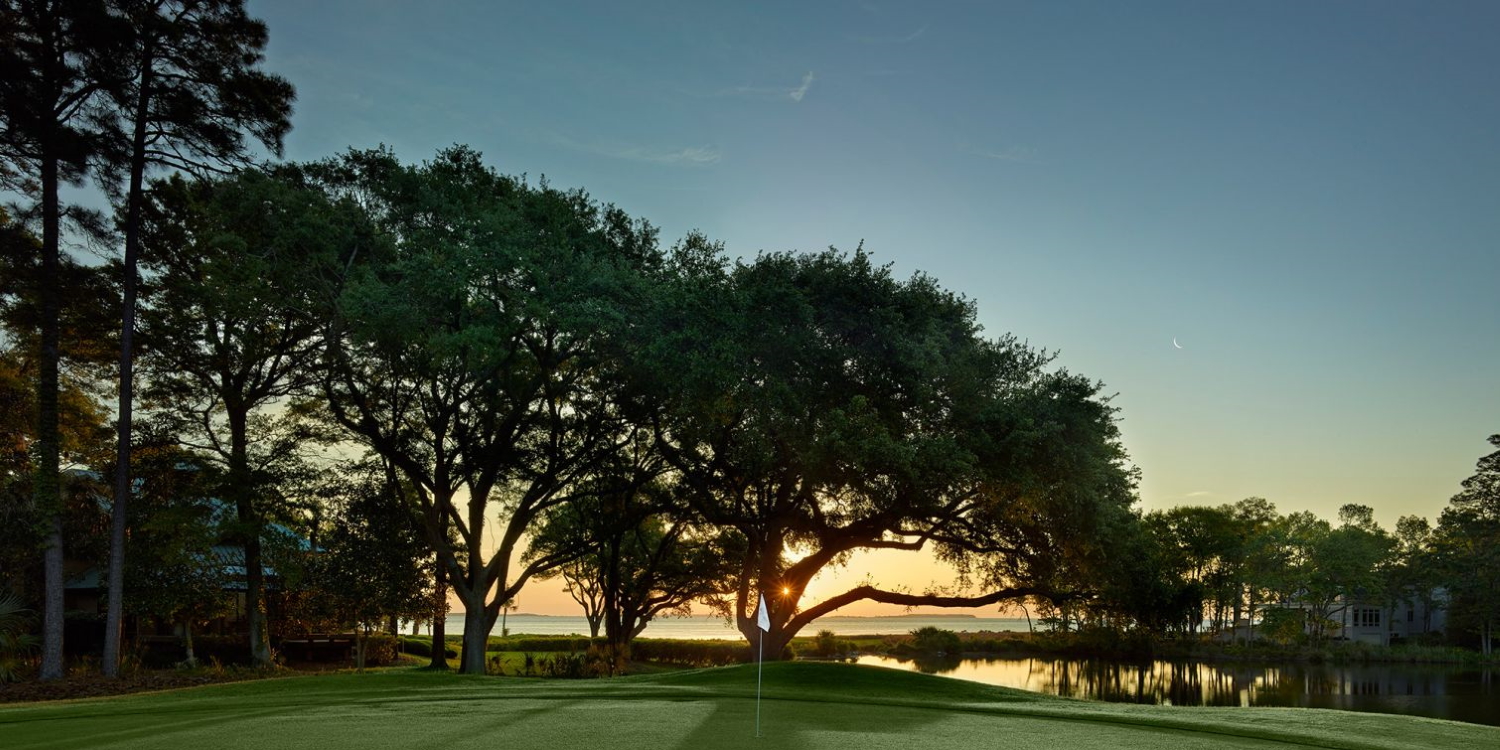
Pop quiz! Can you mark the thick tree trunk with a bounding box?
[38,154,65,682]
[244,531,269,665]
[104,82,152,678]
[229,410,271,666]
[460,606,488,674]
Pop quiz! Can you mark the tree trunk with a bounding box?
[427,557,447,670]
[182,619,197,667]
[37,153,65,682]
[460,606,488,674]
[229,409,270,666]
[104,74,153,678]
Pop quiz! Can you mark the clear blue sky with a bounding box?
[247,1,1499,609]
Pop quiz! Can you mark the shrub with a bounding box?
[0,592,38,683]
[400,637,456,659]
[909,627,962,655]
[362,634,397,666]
[630,639,752,666]
[804,629,856,658]
[1259,608,1309,646]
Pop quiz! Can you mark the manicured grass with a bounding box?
[2,662,1495,749]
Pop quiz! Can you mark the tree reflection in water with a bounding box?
[855,655,1499,726]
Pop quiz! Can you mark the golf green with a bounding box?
[2,662,1494,749]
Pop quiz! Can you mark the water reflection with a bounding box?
[855,655,1500,726]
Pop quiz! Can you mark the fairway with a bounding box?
[2,663,1495,750]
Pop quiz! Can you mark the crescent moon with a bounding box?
[1173,338,1182,349]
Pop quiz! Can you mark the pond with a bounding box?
[854,655,1500,726]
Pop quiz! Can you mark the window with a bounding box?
[1408,608,1415,623]
[1355,608,1381,628]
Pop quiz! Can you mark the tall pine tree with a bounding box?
[98,0,293,675]
[0,0,125,680]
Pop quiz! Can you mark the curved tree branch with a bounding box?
[788,584,1069,633]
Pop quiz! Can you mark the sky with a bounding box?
[238,0,1500,617]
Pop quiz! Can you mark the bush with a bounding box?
[1259,608,1309,646]
[362,634,398,666]
[909,627,962,655]
[489,635,599,653]
[805,629,856,658]
[630,639,752,666]
[400,637,456,659]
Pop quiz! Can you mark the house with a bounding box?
[62,473,313,650]
[1336,591,1447,645]
[1235,589,1447,645]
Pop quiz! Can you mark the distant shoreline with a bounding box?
[429,612,1025,639]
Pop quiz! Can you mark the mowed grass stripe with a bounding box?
[1,663,1495,750]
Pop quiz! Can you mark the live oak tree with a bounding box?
[137,169,358,665]
[645,246,1138,657]
[97,0,293,676]
[527,476,738,669]
[0,0,124,679]
[314,146,661,674]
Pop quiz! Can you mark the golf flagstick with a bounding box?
[756,594,770,737]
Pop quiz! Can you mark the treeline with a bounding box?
[1043,476,1500,658]
[0,142,1141,679]
[2,2,1495,687]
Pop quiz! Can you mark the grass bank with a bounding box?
[1,661,1494,749]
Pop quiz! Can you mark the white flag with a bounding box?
[756,595,770,631]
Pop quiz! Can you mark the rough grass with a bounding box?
[2,662,1494,749]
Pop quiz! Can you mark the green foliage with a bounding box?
[399,636,455,660]
[909,626,963,655]
[0,590,39,683]
[628,638,751,666]
[807,629,854,658]
[1432,434,1500,654]
[116,441,231,632]
[647,244,1138,652]
[302,464,432,638]
[526,481,737,657]
[1258,607,1310,646]
[309,145,663,673]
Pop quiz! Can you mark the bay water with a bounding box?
[427,613,1030,639]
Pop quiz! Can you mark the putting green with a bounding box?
[1,663,1494,749]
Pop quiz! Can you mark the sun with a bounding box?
[781,586,791,596]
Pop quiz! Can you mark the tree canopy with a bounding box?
[642,245,1139,654]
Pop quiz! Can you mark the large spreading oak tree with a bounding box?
[313,146,662,673]
[642,245,1139,657]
